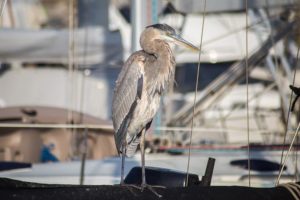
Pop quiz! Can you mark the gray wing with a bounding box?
[112,52,145,154]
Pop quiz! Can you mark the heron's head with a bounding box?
[141,23,199,52]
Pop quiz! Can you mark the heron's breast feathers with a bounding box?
[144,52,175,95]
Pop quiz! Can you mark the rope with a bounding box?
[245,0,251,187]
[277,122,300,185]
[296,135,299,182]
[68,0,76,124]
[278,45,300,185]
[185,0,206,187]
[278,182,300,200]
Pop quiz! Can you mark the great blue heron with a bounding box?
[112,24,198,191]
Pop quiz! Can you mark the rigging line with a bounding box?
[292,73,300,182]
[0,0,7,18]
[68,0,77,160]
[245,0,251,187]
[278,45,300,185]
[185,0,206,187]
[72,1,82,129]
[68,0,75,124]
[73,0,79,121]
[295,135,299,182]
[279,183,300,200]
[276,121,300,185]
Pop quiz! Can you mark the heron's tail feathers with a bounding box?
[126,135,141,157]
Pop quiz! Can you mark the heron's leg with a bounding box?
[140,129,146,186]
[119,141,140,196]
[120,141,126,184]
[140,129,162,198]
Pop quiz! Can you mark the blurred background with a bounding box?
[0,0,299,187]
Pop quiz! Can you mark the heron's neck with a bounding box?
[148,40,175,93]
[151,40,174,66]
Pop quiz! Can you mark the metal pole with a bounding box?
[131,0,147,52]
[79,128,88,185]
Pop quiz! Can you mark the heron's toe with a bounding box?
[141,183,163,198]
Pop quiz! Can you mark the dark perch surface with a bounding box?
[0,178,295,200]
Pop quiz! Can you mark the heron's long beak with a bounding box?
[169,34,199,52]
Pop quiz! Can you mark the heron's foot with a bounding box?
[118,183,140,196]
[141,183,164,198]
